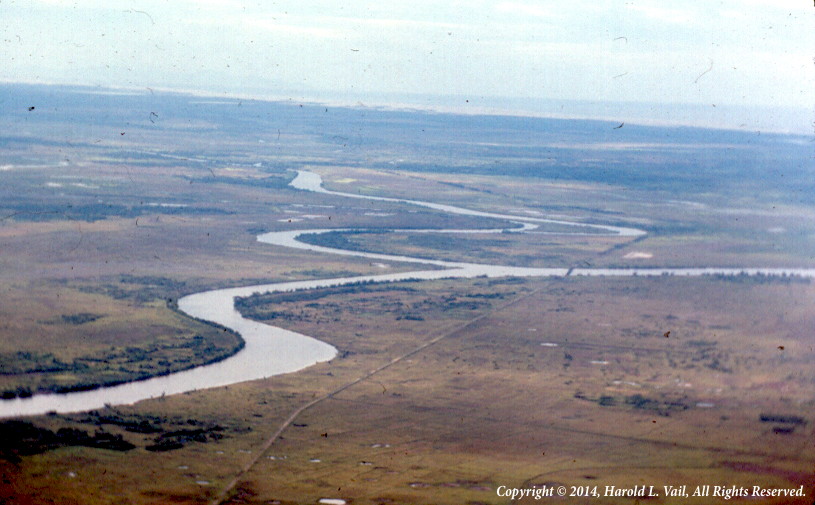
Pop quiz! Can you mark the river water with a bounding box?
[1,171,812,418]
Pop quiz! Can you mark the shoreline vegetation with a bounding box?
[0,409,235,463]
[1,84,814,503]
[3,171,814,404]
[0,298,243,400]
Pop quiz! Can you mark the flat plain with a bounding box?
[0,84,813,504]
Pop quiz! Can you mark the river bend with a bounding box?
[1,171,812,418]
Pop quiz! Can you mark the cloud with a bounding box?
[495,2,553,18]
[326,16,462,30]
[186,13,346,39]
[241,18,345,39]
[39,0,237,7]
[626,4,696,25]
[738,0,810,9]
[7,0,814,126]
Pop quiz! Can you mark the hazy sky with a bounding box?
[2,1,813,131]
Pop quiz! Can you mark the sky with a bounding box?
[2,0,814,132]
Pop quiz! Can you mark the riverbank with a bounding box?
[2,170,813,418]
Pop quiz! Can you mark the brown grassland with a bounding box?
[2,274,812,504]
[1,109,814,504]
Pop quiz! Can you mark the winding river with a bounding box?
[1,171,813,418]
